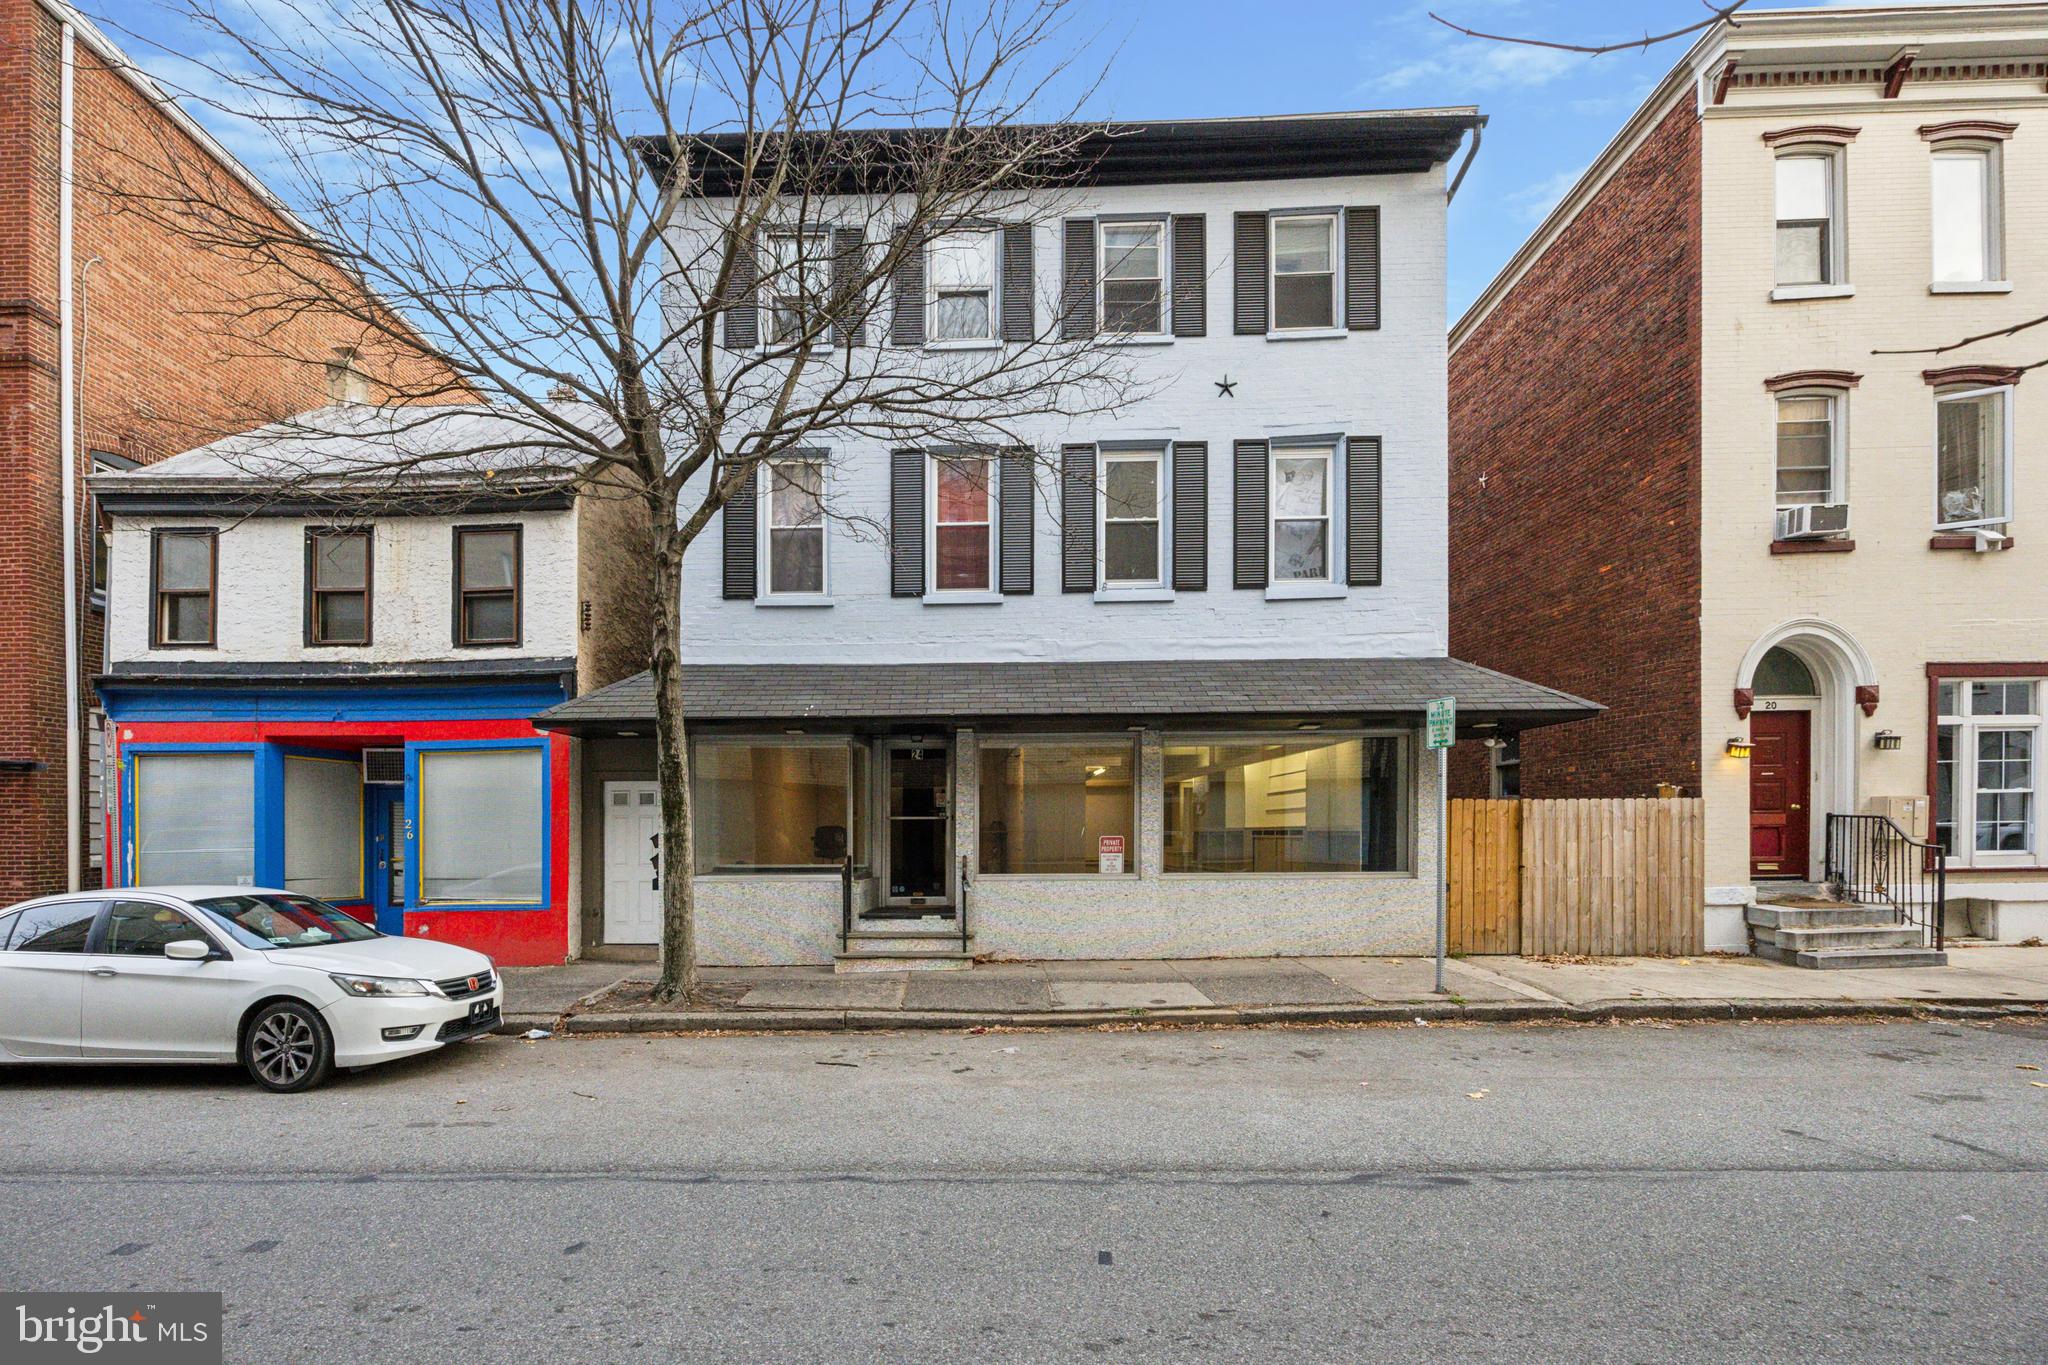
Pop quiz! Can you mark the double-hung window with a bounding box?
[1931,145,2002,287]
[764,230,829,344]
[1270,442,1335,583]
[1774,150,1843,288]
[1936,679,2039,865]
[931,455,996,593]
[1100,448,1164,588]
[1270,213,1338,331]
[1775,392,1842,507]
[306,528,371,645]
[763,458,826,597]
[151,528,217,647]
[453,525,521,645]
[1934,386,2012,531]
[927,230,997,343]
[1099,221,1165,335]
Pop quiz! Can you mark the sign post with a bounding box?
[1425,697,1456,995]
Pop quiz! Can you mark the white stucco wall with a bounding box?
[672,168,1451,665]
[105,508,580,666]
[1698,68,2048,896]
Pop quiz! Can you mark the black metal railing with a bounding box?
[957,854,971,953]
[1824,813,1946,950]
[840,855,855,952]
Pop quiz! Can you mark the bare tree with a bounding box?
[1429,1,1752,57]
[98,0,1140,1000]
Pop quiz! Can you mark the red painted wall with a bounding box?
[105,718,571,966]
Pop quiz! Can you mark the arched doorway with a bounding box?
[1736,620,1877,883]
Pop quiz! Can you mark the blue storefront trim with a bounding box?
[403,738,554,915]
[99,681,568,724]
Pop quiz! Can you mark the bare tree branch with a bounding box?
[1429,0,1751,56]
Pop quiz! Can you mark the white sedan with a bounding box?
[0,887,503,1092]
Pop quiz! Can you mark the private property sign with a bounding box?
[1098,834,1126,875]
[1426,696,1456,749]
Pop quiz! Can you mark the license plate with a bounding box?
[468,999,494,1021]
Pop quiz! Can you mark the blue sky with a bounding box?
[105,1,1842,322]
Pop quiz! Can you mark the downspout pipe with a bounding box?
[1446,118,1484,203]
[59,19,81,892]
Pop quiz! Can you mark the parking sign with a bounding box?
[1426,696,1456,749]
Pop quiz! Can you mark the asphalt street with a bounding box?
[3,1017,2046,1363]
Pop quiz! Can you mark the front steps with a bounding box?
[834,915,974,972]
[1748,900,1947,969]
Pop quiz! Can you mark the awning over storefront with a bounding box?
[533,657,1601,735]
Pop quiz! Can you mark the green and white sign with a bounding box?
[1425,696,1456,750]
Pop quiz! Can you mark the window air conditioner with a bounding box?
[362,748,406,786]
[1775,502,1850,541]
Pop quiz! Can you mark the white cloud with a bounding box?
[1378,39,1580,95]
[1500,164,1585,223]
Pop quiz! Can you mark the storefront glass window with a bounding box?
[695,742,866,874]
[1162,735,1406,873]
[418,747,544,903]
[133,751,255,885]
[283,755,364,901]
[978,742,1135,874]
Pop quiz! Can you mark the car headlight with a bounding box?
[329,973,441,998]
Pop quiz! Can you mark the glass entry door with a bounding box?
[883,743,949,907]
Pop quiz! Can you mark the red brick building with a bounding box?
[0,0,444,901]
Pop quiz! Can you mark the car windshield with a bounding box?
[192,894,380,950]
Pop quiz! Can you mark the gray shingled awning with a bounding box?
[534,658,1600,733]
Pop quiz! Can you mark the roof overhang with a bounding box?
[637,109,1483,196]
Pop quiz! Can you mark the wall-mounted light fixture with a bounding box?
[1873,729,1903,751]
[1725,737,1753,759]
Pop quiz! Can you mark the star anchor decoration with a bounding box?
[1214,375,1237,398]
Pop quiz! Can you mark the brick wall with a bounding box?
[1447,97,1704,799]
[0,0,450,899]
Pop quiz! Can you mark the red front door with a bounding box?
[1749,709,1812,880]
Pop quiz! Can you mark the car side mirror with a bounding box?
[164,939,212,962]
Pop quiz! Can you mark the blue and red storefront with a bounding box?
[96,667,575,966]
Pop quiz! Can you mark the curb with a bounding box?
[529,996,2048,1036]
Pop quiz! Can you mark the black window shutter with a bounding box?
[721,232,759,349]
[999,449,1034,594]
[721,465,759,600]
[1060,443,1096,592]
[1232,439,1268,588]
[1345,206,1381,331]
[1171,441,1207,591]
[1232,212,1268,336]
[1346,436,1382,587]
[1000,223,1034,342]
[889,228,926,347]
[1171,214,1206,338]
[1061,219,1096,340]
[889,448,925,597]
[829,227,866,347]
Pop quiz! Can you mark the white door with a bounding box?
[603,782,664,944]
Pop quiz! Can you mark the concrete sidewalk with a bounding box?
[499,944,2048,1034]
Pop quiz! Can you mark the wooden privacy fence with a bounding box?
[1447,798,1705,956]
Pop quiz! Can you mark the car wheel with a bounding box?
[241,1001,335,1093]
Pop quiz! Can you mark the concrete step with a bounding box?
[833,951,974,974]
[843,930,970,956]
[1754,924,1924,952]
[1756,941,1947,969]
[1747,903,1884,930]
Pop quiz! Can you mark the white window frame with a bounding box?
[925,451,1000,600]
[756,455,830,604]
[1773,389,1846,510]
[925,229,999,347]
[1929,142,2004,289]
[1267,210,1342,337]
[760,228,831,347]
[1097,217,1168,338]
[1932,384,2014,532]
[1935,679,2040,868]
[1097,445,1167,592]
[1268,439,1339,588]
[1772,147,1848,297]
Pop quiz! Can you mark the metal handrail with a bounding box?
[840,855,854,952]
[1824,812,1946,950]
[957,854,971,954]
